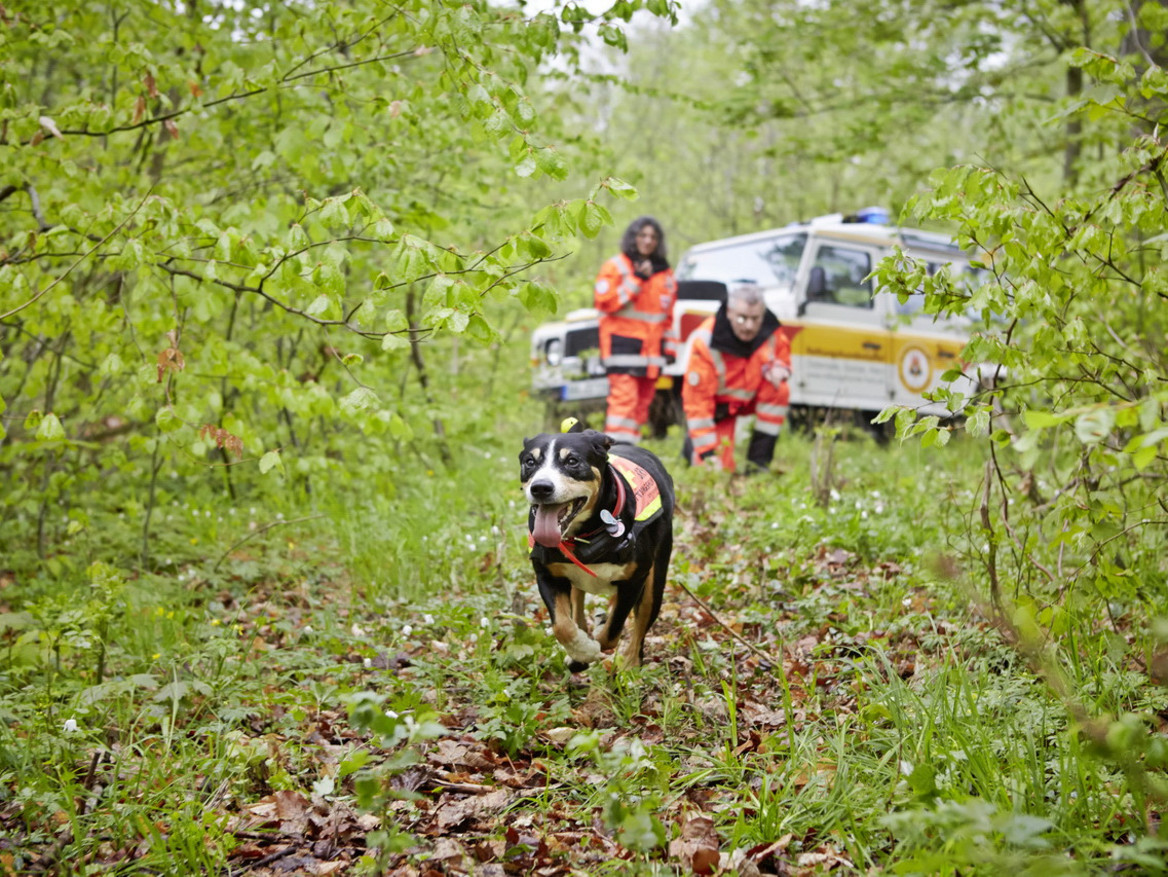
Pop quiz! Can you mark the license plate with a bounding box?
[561,378,608,401]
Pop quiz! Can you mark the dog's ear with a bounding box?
[584,429,614,458]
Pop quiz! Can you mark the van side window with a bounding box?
[677,233,807,287]
[811,245,872,308]
[893,261,940,316]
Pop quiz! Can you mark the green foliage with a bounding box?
[569,731,671,854]
[3,1,1168,873]
[0,0,663,572]
[870,11,1168,837]
[2,428,1166,872]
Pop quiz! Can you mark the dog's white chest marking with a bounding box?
[546,561,633,595]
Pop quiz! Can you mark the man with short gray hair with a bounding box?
[681,282,791,472]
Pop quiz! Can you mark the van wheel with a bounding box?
[787,405,826,435]
[857,410,893,444]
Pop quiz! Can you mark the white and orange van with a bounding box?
[531,210,989,433]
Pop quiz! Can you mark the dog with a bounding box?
[519,426,675,672]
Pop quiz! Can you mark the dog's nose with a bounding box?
[529,480,556,500]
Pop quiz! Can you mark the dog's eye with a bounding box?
[564,455,580,467]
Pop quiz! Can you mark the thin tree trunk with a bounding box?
[405,289,453,466]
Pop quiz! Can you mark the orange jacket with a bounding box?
[682,313,791,461]
[594,254,678,378]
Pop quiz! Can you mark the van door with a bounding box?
[792,241,890,410]
[883,267,973,416]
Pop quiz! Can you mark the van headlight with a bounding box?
[545,338,563,367]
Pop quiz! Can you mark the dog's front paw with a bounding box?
[563,628,602,666]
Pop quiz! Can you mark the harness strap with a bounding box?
[557,541,599,577]
[571,462,629,542]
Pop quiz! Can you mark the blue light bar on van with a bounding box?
[855,206,889,224]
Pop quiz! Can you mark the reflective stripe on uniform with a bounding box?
[721,388,755,401]
[614,306,667,324]
[610,259,640,306]
[753,419,781,436]
[702,329,780,402]
[603,355,667,369]
[754,403,788,436]
[756,403,788,421]
[692,434,718,455]
[603,354,651,368]
[606,414,641,430]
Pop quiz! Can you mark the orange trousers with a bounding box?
[604,373,656,443]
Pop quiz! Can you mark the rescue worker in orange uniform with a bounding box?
[682,283,791,473]
[594,217,678,444]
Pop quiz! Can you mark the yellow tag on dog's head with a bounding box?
[560,417,579,434]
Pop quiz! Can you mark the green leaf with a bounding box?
[35,413,65,441]
[1132,444,1157,471]
[907,762,937,797]
[338,750,371,779]
[259,450,284,475]
[318,197,349,229]
[154,407,182,434]
[534,146,568,180]
[1022,410,1063,431]
[305,294,334,317]
[339,387,380,415]
[515,151,538,178]
[384,309,408,333]
[579,201,607,238]
[518,281,557,317]
[1074,408,1115,445]
[603,177,639,201]
[381,332,410,351]
[965,407,991,437]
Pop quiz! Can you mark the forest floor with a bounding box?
[1,434,1162,875]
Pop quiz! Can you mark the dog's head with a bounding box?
[520,429,614,547]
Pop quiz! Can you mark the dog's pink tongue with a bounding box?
[532,503,565,548]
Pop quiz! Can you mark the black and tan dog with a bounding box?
[520,426,675,671]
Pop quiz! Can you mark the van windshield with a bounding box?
[677,233,807,288]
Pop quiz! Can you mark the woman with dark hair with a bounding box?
[593,216,678,443]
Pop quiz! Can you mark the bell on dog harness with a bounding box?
[531,455,663,577]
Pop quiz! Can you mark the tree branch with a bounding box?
[0,189,153,322]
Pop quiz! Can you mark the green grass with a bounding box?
[1,426,1166,875]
